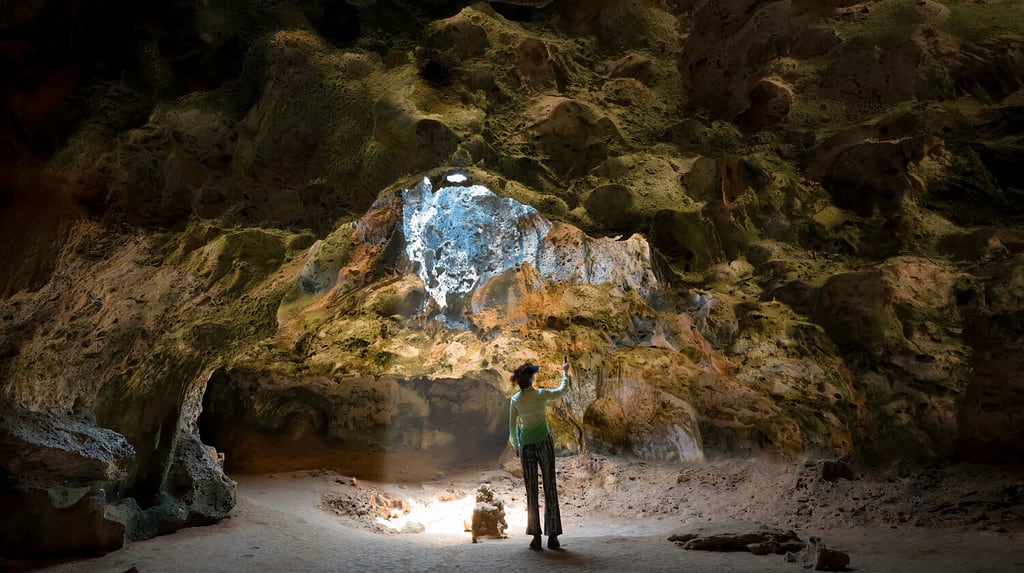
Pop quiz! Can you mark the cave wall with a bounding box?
[2,0,1023,558]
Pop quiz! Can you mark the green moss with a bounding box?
[824,302,904,354]
[534,194,570,219]
[203,229,287,293]
[783,2,931,132]
[939,0,1024,43]
[840,1,924,44]
[700,121,746,157]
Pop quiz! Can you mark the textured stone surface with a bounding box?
[470,483,507,542]
[0,405,134,482]
[669,522,805,556]
[402,178,550,309]
[785,536,851,571]
[2,0,1023,557]
[198,365,509,479]
[0,405,136,557]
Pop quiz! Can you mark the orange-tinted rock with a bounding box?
[529,96,622,177]
[605,53,656,86]
[516,38,555,90]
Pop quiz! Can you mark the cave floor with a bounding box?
[32,456,1024,573]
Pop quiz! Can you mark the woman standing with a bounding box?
[508,357,572,550]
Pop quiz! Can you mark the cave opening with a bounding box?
[5,0,1024,565]
[197,367,510,482]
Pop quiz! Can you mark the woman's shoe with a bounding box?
[529,535,543,550]
[548,535,560,550]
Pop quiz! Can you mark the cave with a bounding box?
[1,0,1023,571]
[196,366,510,480]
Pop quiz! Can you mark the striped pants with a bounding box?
[520,434,562,537]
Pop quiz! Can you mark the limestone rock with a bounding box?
[784,536,851,571]
[797,460,856,487]
[0,404,136,557]
[528,96,622,178]
[679,0,808,121]
[734,77,793,133]
[0,485,129,558]
[470,483,507,542]
[584,369,703,462]
[516,38,556,91]
[0,405,134,482]
[402,177,550,310]
[373,98,461,175]
[816,258,970,456]
[583,184,637,231]
[820,138,933,219]
[298,239,340,295]
[4,0,1024,557]
[161,431,237,528]
[669,522,805,556]
[556,0,677,52]
[399,174,659,314]
[649,209,725,274]
[819,258,963,357]
[535,223,659,299]
[605,53,656,86]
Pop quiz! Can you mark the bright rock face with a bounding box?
[402,177,551,309]
[536,225,659,299]
[401,176,659,311]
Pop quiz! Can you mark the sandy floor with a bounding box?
[28,455,1024,573]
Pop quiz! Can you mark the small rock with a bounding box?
[502,458,523,478]
[785,536,850,571]
[401,522,425,534]
[819,460,855,482]
[669,523,805,555]
[470,484,507,543]
[797,459,855,487]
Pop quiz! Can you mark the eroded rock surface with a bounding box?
[470,483,508,542]
[2,0,1024,559]
[785,536,851,571]
[669,522,805,555]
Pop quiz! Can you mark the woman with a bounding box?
[508,357,572,550]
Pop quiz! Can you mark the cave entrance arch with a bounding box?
[198,367,509,481]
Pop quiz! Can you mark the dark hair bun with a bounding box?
[511,362,539,384]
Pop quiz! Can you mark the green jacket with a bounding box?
[509,372,571,449]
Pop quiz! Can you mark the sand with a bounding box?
[27,455,1024,573]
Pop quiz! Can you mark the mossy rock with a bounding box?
[583,184,639,231]
[649,209,724,275]
[583,396,629,453]
[191,229,287,295]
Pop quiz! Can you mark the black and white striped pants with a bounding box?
[520,434,562,537]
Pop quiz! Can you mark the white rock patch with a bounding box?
[401,176,659,310]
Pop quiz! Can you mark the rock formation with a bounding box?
[470,483,508,542]
[1,0,1022,558]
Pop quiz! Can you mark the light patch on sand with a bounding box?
[376,494,527,536]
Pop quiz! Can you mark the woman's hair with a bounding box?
[511,362,538,389]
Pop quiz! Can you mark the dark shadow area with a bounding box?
[198,367,509,481]
[305,0,362,45]
[488,2,540,22]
